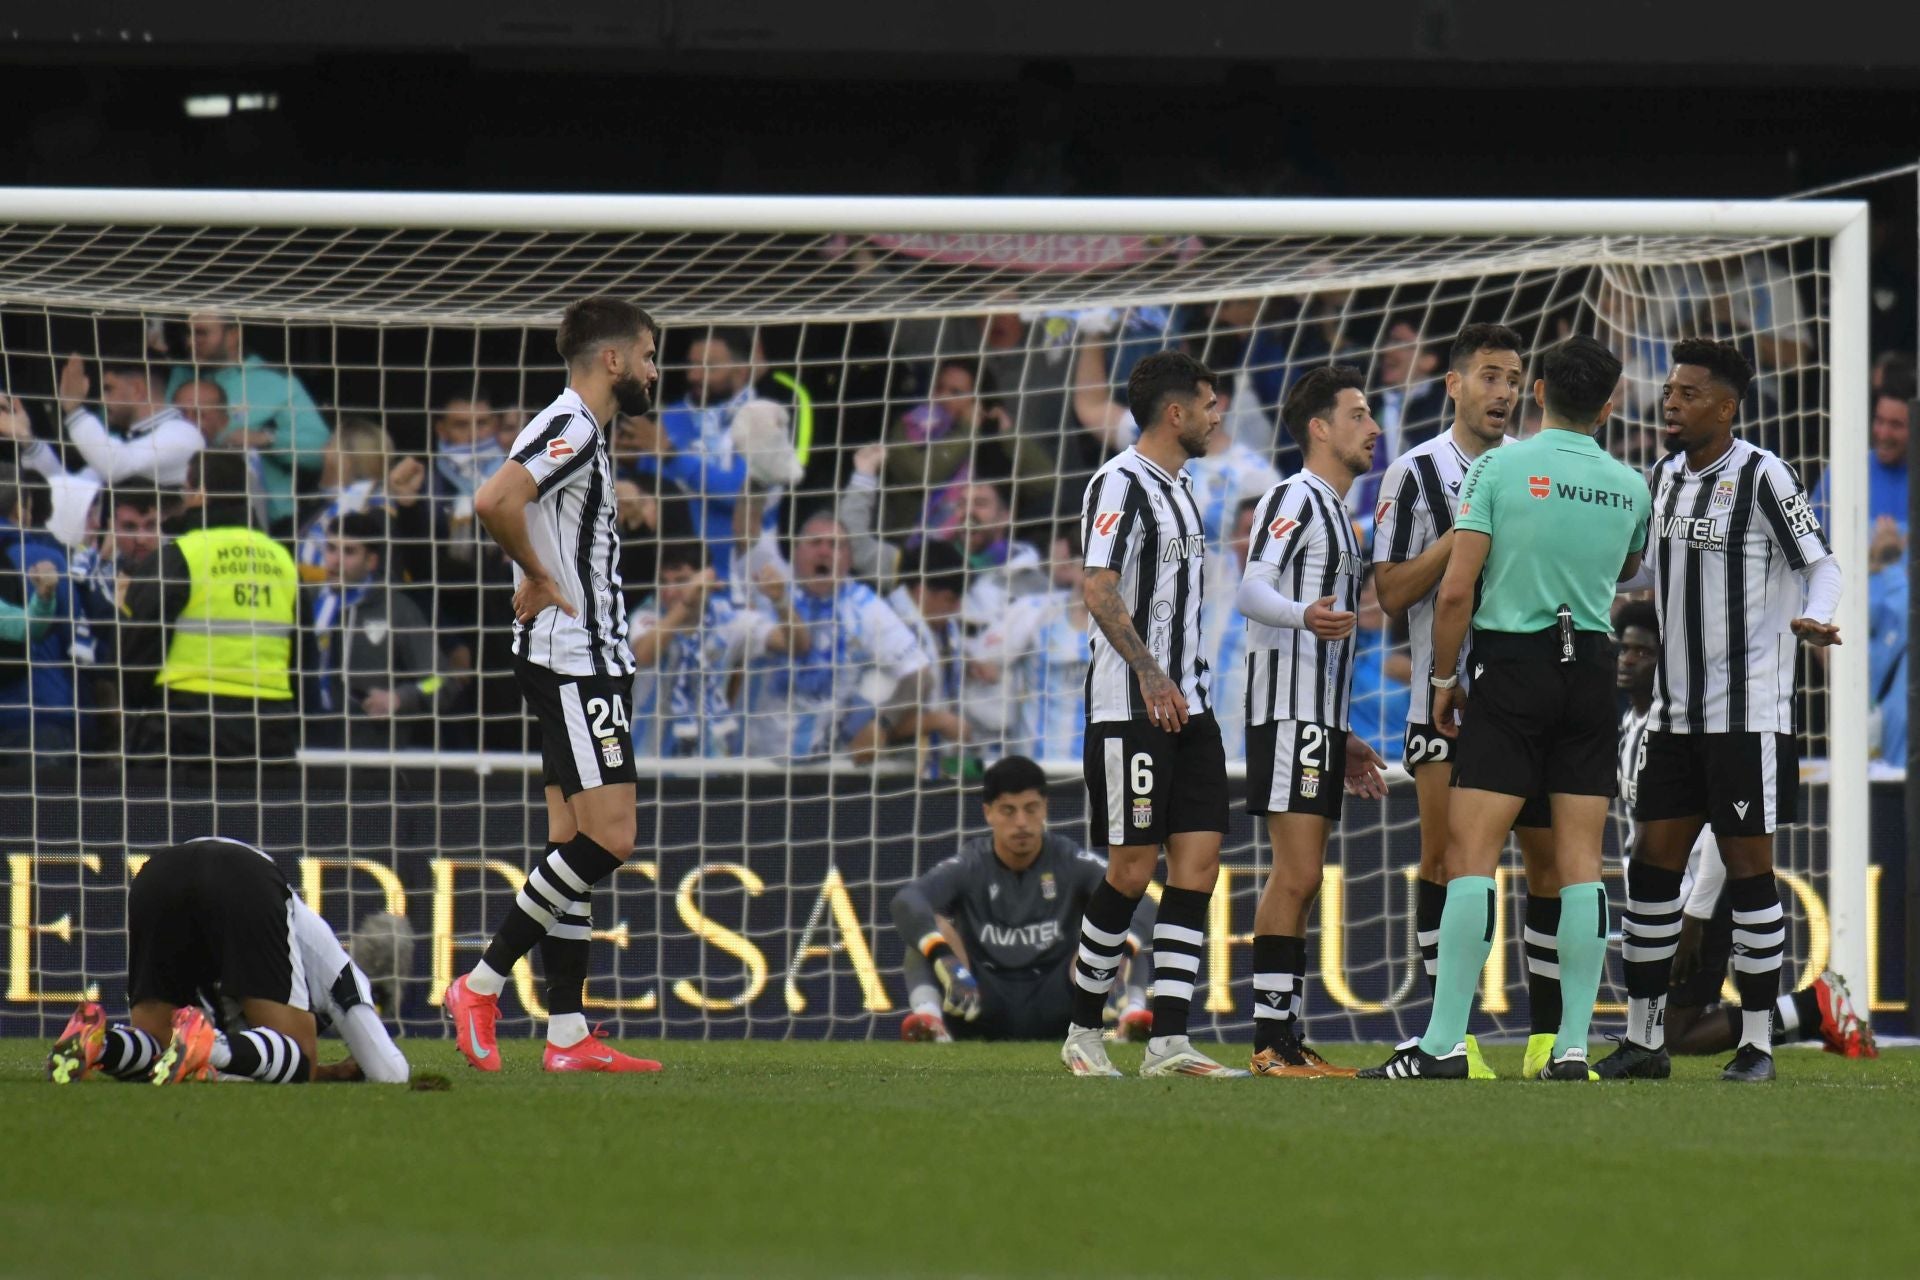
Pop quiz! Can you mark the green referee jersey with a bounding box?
[1455,428,1650,633]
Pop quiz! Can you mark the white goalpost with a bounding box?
[0,189,1870,1043]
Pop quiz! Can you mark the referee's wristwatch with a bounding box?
[1429,673,1459,690]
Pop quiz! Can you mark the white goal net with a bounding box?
[0,192,1869,1045]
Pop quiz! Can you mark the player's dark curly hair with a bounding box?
[1613,598,1660,644]
[982,755,1049,805]
[1538,335,1622,424]
[1672,337,1754,404]
[1281,364,1367,451]
[556,295,658,366]
[1126,350,1216,431]
[1448,322,1525,373]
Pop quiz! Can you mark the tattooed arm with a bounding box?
[1084,566,1188,730]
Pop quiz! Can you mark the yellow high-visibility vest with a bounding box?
[157,527,298,700]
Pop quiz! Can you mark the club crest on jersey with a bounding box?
[547,437,576,461]
[599,736,624,768]
[1300,767,1321,799]
[1093,510,1123,537]
[1528,474,1551,500]
[1711,477,1738,510]
[1132,797,1153,829]
[1040,871,1057,901]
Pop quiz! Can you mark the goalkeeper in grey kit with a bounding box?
[891,757,1154,1041]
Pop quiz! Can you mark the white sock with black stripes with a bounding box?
[212,1027,310,1084]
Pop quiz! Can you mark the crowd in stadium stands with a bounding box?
[0,263,1911,773]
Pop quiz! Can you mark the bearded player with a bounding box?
[1370,323,1565,1078]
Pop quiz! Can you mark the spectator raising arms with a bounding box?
[168,314,332,527]
[629,540,803,759]
[5,348,202,488]
[743,513,929,763]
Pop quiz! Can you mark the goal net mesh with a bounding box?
[0,214,1839,1044]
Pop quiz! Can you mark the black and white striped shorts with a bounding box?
[515,653,639,798]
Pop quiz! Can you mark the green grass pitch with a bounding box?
[6,1038,1915,1278]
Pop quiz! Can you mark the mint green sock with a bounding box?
[1554,882,1608,1057]
[1419,876,1497,1057]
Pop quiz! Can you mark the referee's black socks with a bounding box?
[1068,880,1139,1029]
[1621,860,1685,1050]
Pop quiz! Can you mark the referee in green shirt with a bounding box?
[1362,336,1651,1081]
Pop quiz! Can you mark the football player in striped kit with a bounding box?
[1061,351,1241,1079]
[444,296,664,1075]
[1236,365,1387,1076]
[1603,338,1843,1083]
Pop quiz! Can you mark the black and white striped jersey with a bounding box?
[506,388,634,678]
[1371,430,1480,725]
[1617,704,1652,854]
[1243,471,1364,730]
[1081,447,1211,724]
[1646,440,1831,735]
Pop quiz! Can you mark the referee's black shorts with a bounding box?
[1083,712,1231,848]
[127,839,310,1013]
[515,652,639,798]
[1452,629,1618,801]
[1405,720,1551,828]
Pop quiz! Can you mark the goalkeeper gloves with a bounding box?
[931,953,981,1022]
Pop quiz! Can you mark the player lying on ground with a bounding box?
[1371,323,1570,1080]
[1604,339,1843,1084]
[444,295,663,1076]
[1235,366,1386,1078]
[1064,351,1245,1078]
[47,836,410,1085]
[892,755,1154,1043]
[1364,336,1652,1081]
[1607,601,1874,1066]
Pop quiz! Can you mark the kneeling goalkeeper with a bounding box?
[891,756,1153,1041]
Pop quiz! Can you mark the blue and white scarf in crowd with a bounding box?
[310,582,371,713]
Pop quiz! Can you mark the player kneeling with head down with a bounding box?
[47,837,410,1086]
[892,756,1154,1042]
[1237,366,1387,1076]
